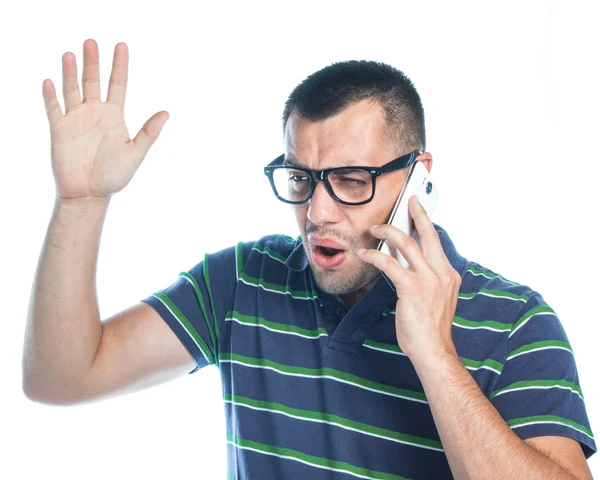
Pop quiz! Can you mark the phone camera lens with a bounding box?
[426,181,433,194]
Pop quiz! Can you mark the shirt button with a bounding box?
[336,308,346,317]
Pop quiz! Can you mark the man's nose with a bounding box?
[306,181,343,226]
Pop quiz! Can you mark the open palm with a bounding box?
[43,39,169,199]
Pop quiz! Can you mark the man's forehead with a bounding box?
[283,102,392,167]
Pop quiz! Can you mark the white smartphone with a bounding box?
[376,161,439,275]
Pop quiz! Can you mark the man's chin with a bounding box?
[309,259,381,296]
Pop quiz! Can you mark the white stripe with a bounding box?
[224,400,443,452]
[180,274,201,294]
[225,317,328,339]
[510,421,594,441]
[464,364,502,375]
[452,322,511,333]
[494,385,583,401]
[459,292,527,302]
[226,441,381,479]
[252,247,287,264]
[506,345,572,361]
[363,344,406,356]
[152,294,211,365]
[220,360,428,405]
[239,277,319,301]
[509,312,558,338]
[466,270,519,285]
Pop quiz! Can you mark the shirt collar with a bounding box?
[284,223,467,277]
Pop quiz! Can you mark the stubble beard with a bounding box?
[301,228,381,295]
[311,256,381,295]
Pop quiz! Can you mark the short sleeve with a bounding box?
[490,293,597,458]
[141,244,240,373]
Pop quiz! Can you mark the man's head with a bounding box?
[281,61,431,304]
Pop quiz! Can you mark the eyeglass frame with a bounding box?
[263,150,423,206]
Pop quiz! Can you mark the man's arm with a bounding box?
[358,196,593,479]
[22,197,196,405]
[415,352,592,480]
[22,39,192,405]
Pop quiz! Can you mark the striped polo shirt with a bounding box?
[142,224,596,479]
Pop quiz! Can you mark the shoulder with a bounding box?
[245,233,301,260]
[457,260,563,340]
[234,233,303,275]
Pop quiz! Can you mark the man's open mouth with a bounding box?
[316,246,344,257]
[311,243,347,268]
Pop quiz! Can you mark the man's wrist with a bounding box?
[409,347,463,386]
[55,195,111,211]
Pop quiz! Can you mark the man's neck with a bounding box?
[339,273,382,308]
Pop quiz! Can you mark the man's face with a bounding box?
[284,100,415,300]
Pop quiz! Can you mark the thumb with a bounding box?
[133,110,169,159]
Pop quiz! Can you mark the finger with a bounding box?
[357,247,411,288]
[62,52,81,113]
[369,222,430,272]
[106,42,128,107]
[42,79,63,125]
[82,39,101,103]
[133,111,170,159]
[409,196,447,268]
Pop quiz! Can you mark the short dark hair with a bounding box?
[282,60,425,153]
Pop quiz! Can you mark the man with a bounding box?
[23,39,595,479]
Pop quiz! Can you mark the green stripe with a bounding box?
[364,340,503,374]
[452,316,512,332]
[252,243,288,263]
[467,266,520,285]
[507,340,572,360]
[203,254,220,338]
[279,233,297,244]
[220,353,427,403]
[236,241,244,279]
[226,311,328,339]
[179,272,217,359]
[382,308,396,317]
[458,289,529,302]
[239,272,319,300]
[507,415,594,439]
[226,434,411,480]
[363,340,405,356]
[460,357,504,374]
[510,305,556,337]
[224,394,443,452]
[491,379,583,400]
[153,291,214,365]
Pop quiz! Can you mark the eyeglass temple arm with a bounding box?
[378,150,422,175]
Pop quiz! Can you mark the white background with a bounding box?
[1,0,598,478]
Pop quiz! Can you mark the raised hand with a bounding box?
[42,39,169,200]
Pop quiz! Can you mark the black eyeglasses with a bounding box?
[263,150,422,206]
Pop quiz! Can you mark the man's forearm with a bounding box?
[23,196,110,403]
[413,353,579,480]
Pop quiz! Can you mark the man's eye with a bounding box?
[289,175,309,182]
[339,177,367,186]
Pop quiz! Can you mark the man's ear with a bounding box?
[417,151,433,173]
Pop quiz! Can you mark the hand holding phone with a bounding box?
[376,161,439,274]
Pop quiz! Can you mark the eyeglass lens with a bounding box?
[271,167,373,204]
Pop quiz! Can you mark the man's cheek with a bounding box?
[292,208,307,228]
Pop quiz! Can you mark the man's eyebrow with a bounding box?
[282,155,361,168]
[283,156,303,167]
